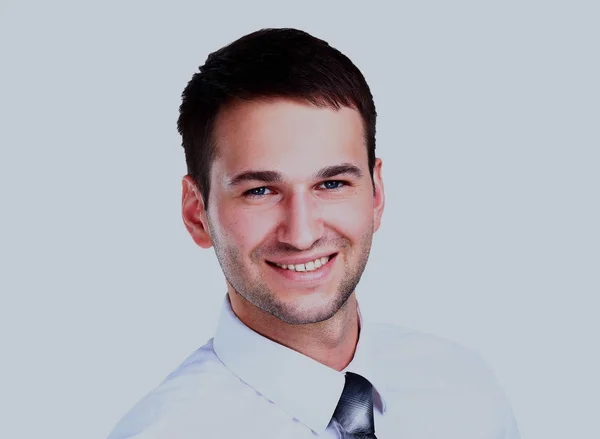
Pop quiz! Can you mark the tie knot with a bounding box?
[332,372,377,438]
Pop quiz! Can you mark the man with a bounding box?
[108,28,520,438]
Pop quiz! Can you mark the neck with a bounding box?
[228,289,360,371]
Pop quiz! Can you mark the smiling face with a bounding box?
[183,98,384,325]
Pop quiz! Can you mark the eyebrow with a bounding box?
[227,163,364,188]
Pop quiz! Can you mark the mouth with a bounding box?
[266,253,338,272]
[265,253,338,284]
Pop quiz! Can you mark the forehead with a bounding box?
[211,98,367,181]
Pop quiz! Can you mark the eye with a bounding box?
[244,187,272,198]
[320,180,347,190]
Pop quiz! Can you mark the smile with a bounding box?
[273,255,332,272]
[266,253,338,273]
[265,253,337,285]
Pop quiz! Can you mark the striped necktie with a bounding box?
[332,372,378,438]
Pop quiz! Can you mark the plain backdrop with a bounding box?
[0,1,598,438]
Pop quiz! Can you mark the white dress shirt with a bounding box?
[107,295,520,438]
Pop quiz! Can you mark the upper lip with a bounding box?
[267,252,337,265]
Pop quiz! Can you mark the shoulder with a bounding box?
[369,321,503,391]
[106,338,241,439]
[368,321,517,434]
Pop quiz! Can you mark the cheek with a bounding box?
[324,197,374,236]
[215,204,276,248]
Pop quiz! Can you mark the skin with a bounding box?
[182,98,385,371]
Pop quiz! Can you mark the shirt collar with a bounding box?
[344,304,388,415]
[212,294,387,434]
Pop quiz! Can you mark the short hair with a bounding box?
[177,28,377,208]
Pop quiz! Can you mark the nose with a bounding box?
[277,191,324,250]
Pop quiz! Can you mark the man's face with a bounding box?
[193,98,384,325]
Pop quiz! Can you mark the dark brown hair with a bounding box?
[177,28,377,208]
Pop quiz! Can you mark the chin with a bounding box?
[267,289,348,325]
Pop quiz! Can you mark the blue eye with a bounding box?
[244,181,346,199]
[245,187,271,198]
[321,180,346,190]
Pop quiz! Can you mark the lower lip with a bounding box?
[267,254,337,284]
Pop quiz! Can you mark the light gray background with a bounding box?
[1,1,598,438]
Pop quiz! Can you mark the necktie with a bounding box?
[332,372,378,438]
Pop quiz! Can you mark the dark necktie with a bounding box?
[332,372,378,438]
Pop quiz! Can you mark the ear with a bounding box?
[181,175,214,249]
[372,158,385,233]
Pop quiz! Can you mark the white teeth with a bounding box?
[275,255,331,272]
